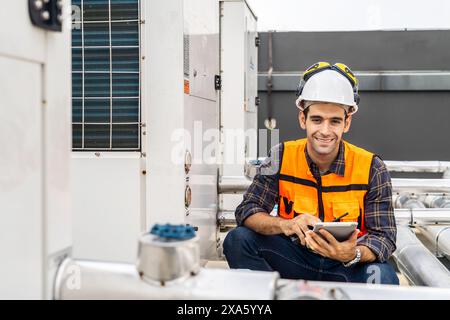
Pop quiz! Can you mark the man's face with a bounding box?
[299,103,352,157]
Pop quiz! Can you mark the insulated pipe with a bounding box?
[391,178,450,193]
[384,161,450,175]
[219,177,450,195]
[395,193,426,209]
[218,208,450,228]
[424,196,450,208]
[418,226,450,260]
[276,279,450,300]
[54,259,279,300]
[55,258,450,300]
[219,176,252,193]
[392,225,450,287]
[395,209,450,225]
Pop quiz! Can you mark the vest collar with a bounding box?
[304,141,346,177]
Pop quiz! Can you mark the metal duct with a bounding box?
[418,225,450,260]
[392,225,450,287]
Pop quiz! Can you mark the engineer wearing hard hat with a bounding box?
[223,62,399,284]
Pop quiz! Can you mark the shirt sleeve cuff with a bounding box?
[357,237,392,263]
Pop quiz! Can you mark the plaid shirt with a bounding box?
[235,141,397,263]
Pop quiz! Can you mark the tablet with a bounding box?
[313,222,358,242]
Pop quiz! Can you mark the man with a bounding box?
[223,62,399,284]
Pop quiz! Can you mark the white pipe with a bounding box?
[424,196,450,208]
[418,226,450,260]
[219,177,450,195]
[385,161,450,174]
[395,193,426,209]
[276,279,450,300]
[55,258,450,300]
[392,226,450,287]
[395,208,450,225]
[54,258,279,300]
[219,176,252,193]
[391,178,450,193]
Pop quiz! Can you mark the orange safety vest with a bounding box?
[278,138,374,237]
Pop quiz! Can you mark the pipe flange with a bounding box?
[435,226,450,258]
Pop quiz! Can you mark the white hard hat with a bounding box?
[295,69,359,114]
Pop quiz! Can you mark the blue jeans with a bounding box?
[223,226,399,285]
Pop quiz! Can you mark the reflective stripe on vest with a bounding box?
[278,139,374,237]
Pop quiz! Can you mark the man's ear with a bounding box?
[299,111,306,130]
[343,114,352,133]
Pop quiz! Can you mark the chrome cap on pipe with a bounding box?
[136,225,200,284]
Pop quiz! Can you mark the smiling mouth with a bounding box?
[314,137,335,143]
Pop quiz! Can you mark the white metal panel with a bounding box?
[184,0,220,101]
[220,1,246,177]
[43,4,73,298]
[244,8,258,113]
[143,0,187,228]
[183,0,220,259]
[44,18,72,260]
[244,4,258,162]
[71,155,142,263]
[220,0,259,176]
[0,0,46,63]
[184,94,219,259]
[0,56,44,299]
[0,0,71,299]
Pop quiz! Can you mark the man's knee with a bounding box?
[223,226,258,255]
[223,227,258,256]
[362,262,400,285]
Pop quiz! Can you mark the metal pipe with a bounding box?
[385,161,450,174]
[55,257,450,300]
[391,178,450,193]
[276,279,450,300]
[55,258,279,300]
[395,193,426,209]
[258,71,450,92]
[424,195,450,208]
[418,225,450,260]
[218,208,450,227]
[395,208,450,225]
[219,176,252,193]
[392,225,450,287]
[219,177,450,195]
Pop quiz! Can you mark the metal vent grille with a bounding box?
[71,0,141,150]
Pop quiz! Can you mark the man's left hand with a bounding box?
[304,228,359,263]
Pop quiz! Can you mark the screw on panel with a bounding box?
[34,0,43,10]
[41,11,50,21]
